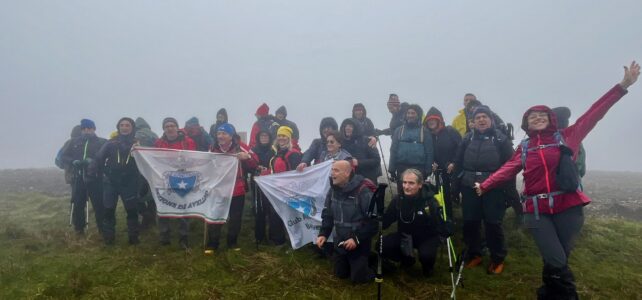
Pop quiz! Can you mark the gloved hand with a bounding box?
[72,160,82,168]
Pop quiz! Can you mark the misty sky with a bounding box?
[1,1,641,171]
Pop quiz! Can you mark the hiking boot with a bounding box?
[487,262,504,275]
[464,256,482,269]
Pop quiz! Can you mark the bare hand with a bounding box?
[352,158,359,167]
[237,152,251,160]
[343,238,357,251]
[368,136,377,148]
[620,61,640,89]
[316,236,327,249]
[296,163,307,172]
[447,163,455,174]
[474,182,483,196]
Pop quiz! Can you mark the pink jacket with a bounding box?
[481,84,628,215]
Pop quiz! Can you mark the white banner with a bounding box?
[132,147,239,223]
[254,160,333,249]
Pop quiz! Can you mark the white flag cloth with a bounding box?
[254,160,333,249]
[132,147,239,224]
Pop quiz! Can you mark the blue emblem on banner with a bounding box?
[286,196,317,217]
[168,172,198,197]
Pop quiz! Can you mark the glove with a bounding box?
[72,160,82,167]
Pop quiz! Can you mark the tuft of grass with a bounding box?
[0,192,641,299]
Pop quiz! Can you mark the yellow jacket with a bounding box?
[452,109,467,137]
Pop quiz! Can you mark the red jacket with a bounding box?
[481,84,627,215]
[211,141,258,197]
[154,133,197,150]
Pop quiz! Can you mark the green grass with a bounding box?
[1,192,641,299]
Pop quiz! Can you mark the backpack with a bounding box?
[519,131,581,193]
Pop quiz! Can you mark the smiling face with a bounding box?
[527,111,550,131]
[118,120,133,135]
[427,119,439,130]
[276,134,290,148]
[326,135,341,153]
[406,108,418,123]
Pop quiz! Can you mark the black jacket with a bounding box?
[454,128,513,188]
[383,186,449,243]
[301,117,338,165]
[61,133,107,180]
[91,134,139,186]
[431,126,462,169]
[340,118,381,182]
[319,175,377,244]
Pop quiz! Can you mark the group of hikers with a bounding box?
[55,61,639,299]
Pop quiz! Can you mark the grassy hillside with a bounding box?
[1,192,640,299]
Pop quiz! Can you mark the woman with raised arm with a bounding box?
[475,61,640,299]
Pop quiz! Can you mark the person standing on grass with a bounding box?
[61,119,107,236]
[451,105,514,275]
[91,117,141,245]
[154,117,197,249]
[476,61,639,299]
[207,123,257,251]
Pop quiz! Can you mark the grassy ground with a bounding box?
[1,192,641,299]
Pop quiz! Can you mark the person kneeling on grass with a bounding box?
[316,160,377,284]
[379,168,451,277]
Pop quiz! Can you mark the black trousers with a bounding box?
[102,179,139,242]
[462,187,507,263]
[208,195,245,248]
[254,191,286,245]
[333,239,373,284]
[381,232,441,275]
[71,176,105,233]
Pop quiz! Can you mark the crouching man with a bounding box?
[316,160,377,284]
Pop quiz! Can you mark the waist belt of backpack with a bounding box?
[334,221,362,230]
[463,170,491,176]
[521,191,566,220]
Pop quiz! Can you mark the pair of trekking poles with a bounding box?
[374,138,465,299]
[69,166,90,231]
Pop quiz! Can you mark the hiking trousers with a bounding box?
[208,195,245,248]
[526,206,584,299]
[381,232,441,275]
[333,239,373,284]
[462,187,507,263]
[524,205,584,269]
[71,176,105,233]
[102,179,140,242]
[254,191,286,245]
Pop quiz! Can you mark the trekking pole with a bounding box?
[447,237,456,298]
[253,175,261,250]
[375,138,396,200]
[451,249,467,299]
[368,183,387,300]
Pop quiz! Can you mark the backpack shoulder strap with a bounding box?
[520,138,530,170]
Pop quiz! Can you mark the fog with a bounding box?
[1,1,641,171]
